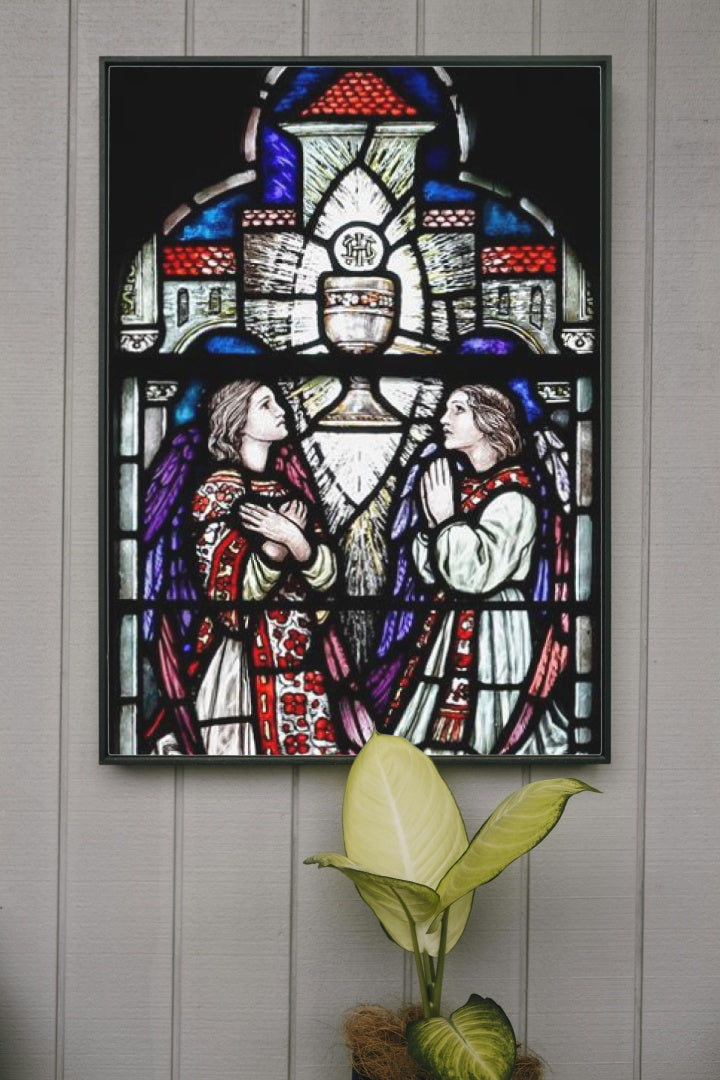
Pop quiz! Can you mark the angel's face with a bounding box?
[243,386,288,443]
[441,391,486,454]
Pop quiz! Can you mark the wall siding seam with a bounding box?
[302,0,310,57]
[55,1,79,1077]
[532,0,541,56]
[185,0,195,56]
[403,950,414,1004]
[416,0,426,56]
[288,766,301,1079]
[518,764,532,1052]
[171,770,185,1080]
[635,2,658,1077]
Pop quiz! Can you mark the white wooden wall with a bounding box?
[2,2,718,1077]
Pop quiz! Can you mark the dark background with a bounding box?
[105,60,606,297]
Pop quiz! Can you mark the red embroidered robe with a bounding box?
[190,468,341,755]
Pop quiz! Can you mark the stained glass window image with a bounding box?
[102,61,609,761]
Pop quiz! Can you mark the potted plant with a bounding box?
[306,732,598,1080]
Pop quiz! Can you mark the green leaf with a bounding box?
[437,778,599,912]
[407,994,516,1080]
[340,732,473,955]
[303,852,441,948]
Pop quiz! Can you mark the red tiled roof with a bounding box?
[481,245,557,275]
[241,209,297,228]
[162,245,237,276]
[301,71,417,118]
[423,208,477,229]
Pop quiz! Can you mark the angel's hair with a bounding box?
[207,379,264,462]
[456,383,523,460]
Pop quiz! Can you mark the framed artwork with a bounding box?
[101,57,610,763]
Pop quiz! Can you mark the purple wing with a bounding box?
[376,440,440,657]
[526,424,572,604]
[141,425,206,754]
[142,426,203,645]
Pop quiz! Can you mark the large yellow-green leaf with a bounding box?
[342,733,467,882]
[436,778,598,912]
[304,852,440,949]
[406,995,516,1080]
[341,732,472,954]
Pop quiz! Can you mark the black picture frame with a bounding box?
[100,57,611,764]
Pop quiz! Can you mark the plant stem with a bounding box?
[429,910,449,1017]
[408,918,432,1018]
[421,952,435,1010]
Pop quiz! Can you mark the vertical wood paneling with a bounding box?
[192,0,303,54]
[2,5,719,1078]
[60,4,185,1078]
[643,1,720,1076]
[177,770,294,1080]
[526,3,651,1077]
[424,0,534,55]
[0,3,69,1077]
[526,773,638,1075]
[307,0,417,55]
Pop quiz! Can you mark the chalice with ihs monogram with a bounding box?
[320,222,402,429]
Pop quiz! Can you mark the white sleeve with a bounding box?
[240,553,283,601]
[411,531,438,585]
[432,491,537,594]
[299,543,338,592]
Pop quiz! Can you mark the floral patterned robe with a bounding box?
[190,467,342,755]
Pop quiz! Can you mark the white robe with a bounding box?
[393,490,568,755]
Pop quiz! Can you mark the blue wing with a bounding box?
[375,439,437,658]
[368,441,466,719]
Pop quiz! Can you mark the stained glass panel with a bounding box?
[119,705,137,755]
[576,515,592,602]
[119,615,137,697]
[102,59,609,762]
[576,616,593,675]
[575,680,593,719]
[118,539,137,599]
[118,464,138,532]
[120,377,139,455]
